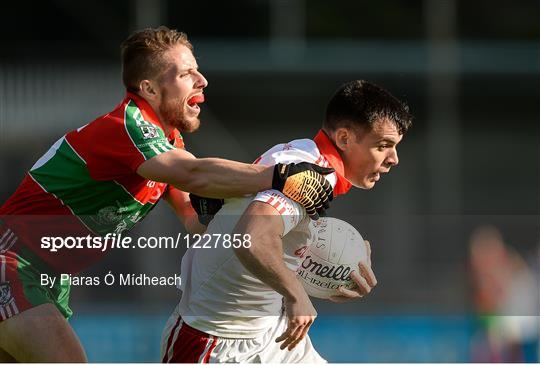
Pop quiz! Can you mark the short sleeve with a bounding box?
[252,190,305,235]
[67,100,177,180]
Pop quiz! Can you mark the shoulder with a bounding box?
[254,139,321,166]
[66,99,131,140]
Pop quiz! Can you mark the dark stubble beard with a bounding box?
[159,89,201,133]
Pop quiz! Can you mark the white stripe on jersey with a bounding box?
[0,229,11,244]
[10,301,19,315]
[149,144,162,156]
[198,336,216,363]
[157,142,172,154]
[31,136,65,170]
[132,108,154,127]
[0,235,17,253]
[0,255,5,282]
[4,303,12,317]
[133,108,144,126]
[167,319,184,363]
[124,103,147,161]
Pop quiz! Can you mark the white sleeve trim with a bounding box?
[252,189,305,236]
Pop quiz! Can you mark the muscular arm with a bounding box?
[231,201,306,301]
[137,148,273,198]
[232,200,316,350]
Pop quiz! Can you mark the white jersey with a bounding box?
[177,138,336,338]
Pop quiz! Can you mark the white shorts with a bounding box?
[161,303,326,363]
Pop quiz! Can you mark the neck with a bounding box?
[160,122,174,137]
[321,128,346,160]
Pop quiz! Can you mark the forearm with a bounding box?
[232,203,305,301]
[182,158,272,198]
[137,149,273,198]
[234,235,305,301]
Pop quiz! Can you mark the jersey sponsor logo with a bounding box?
[0,282,12,306]
[140,125,159,139]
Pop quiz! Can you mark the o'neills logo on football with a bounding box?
[300,255,351,281]
[294,246,308,258]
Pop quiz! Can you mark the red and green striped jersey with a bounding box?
[0,93,184,273]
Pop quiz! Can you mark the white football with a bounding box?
[296,217,368,299]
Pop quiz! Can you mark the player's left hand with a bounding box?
[329,240,377,303]
[271,162,334,220]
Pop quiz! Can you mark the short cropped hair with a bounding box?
[121,26,193,92]
[323,80,412,135]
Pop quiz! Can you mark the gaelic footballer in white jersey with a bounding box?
[162,132,352,363]
[161,80,411,363]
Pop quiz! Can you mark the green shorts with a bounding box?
[0,247,72,322]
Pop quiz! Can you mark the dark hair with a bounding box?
[121,26,193,92]
[323,80,412,135]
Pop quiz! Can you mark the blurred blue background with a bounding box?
[72,313,474,362]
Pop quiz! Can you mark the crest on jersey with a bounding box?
[0,282,12,306]
[96,206,123,225]
[140,125,158,139]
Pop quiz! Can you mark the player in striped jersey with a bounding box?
[0,27,333,362]
[162,80,413,363]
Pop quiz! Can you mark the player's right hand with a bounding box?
[271,162,334,220]
[329,240,377,303]
[275,291,317,351]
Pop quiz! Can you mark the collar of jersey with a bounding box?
[313,129,352,197]
[125,92,177,141]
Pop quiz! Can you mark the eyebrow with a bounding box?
[180,65,199,71]
[378,138,398,144]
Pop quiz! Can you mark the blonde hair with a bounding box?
[121,26,193,92]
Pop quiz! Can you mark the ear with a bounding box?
[139,80,160,101]
[334,127,351,152]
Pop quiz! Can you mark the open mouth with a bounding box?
[187,94,205,113]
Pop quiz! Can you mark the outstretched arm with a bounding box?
[138,148,334,218]
[138,148,272,198]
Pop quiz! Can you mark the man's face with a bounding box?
[341,118,403,189]
[156,44,208,133]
